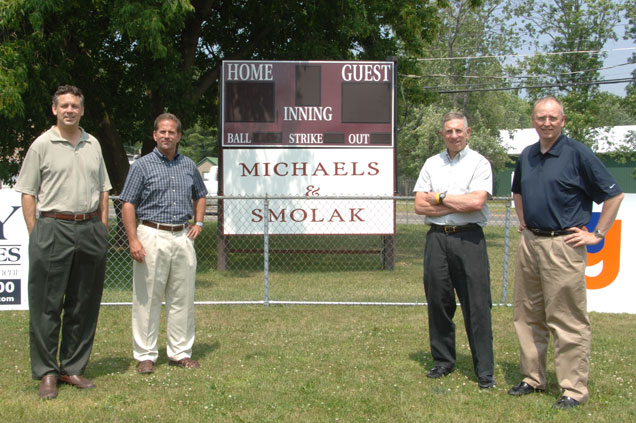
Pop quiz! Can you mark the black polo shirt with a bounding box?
[511,134,622,230]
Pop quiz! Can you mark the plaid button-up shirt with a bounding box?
[120,148,207,224]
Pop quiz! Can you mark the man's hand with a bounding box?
[128,238,146,263]
[420,192,439,206]
[564,227,601,248]
[187,224,202,240]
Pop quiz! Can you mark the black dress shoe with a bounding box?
[478,377,496,389]
[553,396,581,409]
[426,366,454,379]
[508,381,544,396]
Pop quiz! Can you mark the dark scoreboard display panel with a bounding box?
[221,61,395,148]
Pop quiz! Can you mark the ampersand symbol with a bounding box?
[305,185,320,196]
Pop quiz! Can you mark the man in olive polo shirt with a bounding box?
[14,85,111,400]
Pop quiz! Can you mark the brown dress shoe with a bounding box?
[59,374,96,389]
[137,360,155,374]
[38,374,58,400]
[169,357,200,369]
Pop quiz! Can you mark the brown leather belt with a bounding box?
[40,210,99,221]
[141,220,187,232]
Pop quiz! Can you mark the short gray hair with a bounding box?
[532,96,564,116]
[441,111,468,130]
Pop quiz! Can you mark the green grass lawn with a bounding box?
[4,212,633,421]
[1,305,635,422]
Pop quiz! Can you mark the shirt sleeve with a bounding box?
[98,155,112,193]
[511,158,522,194]
[13,144,42,196]
[413,162,432,193]
[119,162,144,205]
[579,147,623,204]
[469,155,493,195]
[191,164,208,199]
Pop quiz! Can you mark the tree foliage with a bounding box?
[397,0,522,177]
[0,0,449,191]
[511,0,623,98]
[509,0,628,146]
[179,121,218,165]
[1,0,632,188]
[624,1,636,121]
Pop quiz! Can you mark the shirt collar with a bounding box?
[530,134,566,158]
[152,146,181,161]
[49,126,90,144]
[443,144,471,162]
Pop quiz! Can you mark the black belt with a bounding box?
[141,221,187,232]
[40,210,99,221]
[430,223,481,234]
[527,227,574,237]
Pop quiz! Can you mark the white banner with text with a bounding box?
[0,189,29,310]
[222,149,395,235]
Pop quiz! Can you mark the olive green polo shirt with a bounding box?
[14,126,112,213]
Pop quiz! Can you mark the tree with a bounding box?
[510,0,626,145]
[398,104,512,179]
[620,1,636,177]
[396,0,524,177]
[179,121,218,165]
[1,0,450,192]
[624,1,636,121]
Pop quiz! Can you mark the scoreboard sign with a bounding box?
[220,60,395,235]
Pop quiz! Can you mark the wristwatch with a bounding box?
[196,221,204,228]
[438,191,447,204]
[593,229,604,239]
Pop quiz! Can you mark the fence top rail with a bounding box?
[110,195,513,201]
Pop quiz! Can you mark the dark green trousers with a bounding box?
[28,217,108,380]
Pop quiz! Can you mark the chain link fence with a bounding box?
[103,196,520,306]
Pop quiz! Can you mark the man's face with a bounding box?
[52,93,84,128]
[532,99,565,144]
[153,119,182,157]
[441,118,470,158]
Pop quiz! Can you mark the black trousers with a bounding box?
[28,217,108,379]
[423,226,494,379]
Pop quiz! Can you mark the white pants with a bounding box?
[132,224,197,362]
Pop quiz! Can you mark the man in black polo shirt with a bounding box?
[508,96,624,409]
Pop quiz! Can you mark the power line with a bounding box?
[415,47,636,62]
[400,61,636,81]
[432,78,635,94]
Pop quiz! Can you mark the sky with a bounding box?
[597,18,635,97]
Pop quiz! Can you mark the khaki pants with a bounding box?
[513,230,590,402]
[132,224,197,363]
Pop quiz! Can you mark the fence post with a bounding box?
[263,195,270,306]
[217,197,228,270]
[381,198,397,270]
[501,197,512,304]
